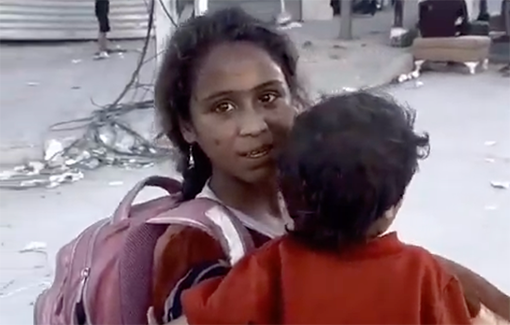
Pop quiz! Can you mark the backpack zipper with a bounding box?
[76,218,110,324]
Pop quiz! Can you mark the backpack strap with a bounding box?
[119,198,255,325]
[113,176,182,222]
[146,198,255,264]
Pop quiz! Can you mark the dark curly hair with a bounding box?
[279,91,430,250]
[154,7,308,201]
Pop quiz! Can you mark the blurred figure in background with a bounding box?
[94,0,110,60]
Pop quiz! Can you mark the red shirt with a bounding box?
[182,232,475,324]
[152,227,270,321]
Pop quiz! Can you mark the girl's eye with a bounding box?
[213,102,235,113]
[259,92,279,104]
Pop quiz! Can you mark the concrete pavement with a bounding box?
[1,69,509,325]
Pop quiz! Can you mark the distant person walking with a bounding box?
[94,0,110,60]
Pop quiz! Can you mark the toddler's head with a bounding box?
[278,91,430,250]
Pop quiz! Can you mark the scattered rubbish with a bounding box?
[0,101,174,189]
[484,205,498,211]
[278,21,302,30]
[490,181,509,190]
[484,141,497,146]
[108,181,124,186]
[20,241,47,253]
[44,139,64,162]
[415,81,424,88]
[0,170,16,180]
[485,158,496,163]
[342,87,358,92]
[71,59,82,64]
[71,86,81,90]
[0,15,170,190]
[396,68,421,84]
[27,82,39,87]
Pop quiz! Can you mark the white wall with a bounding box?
[301,0,332,20]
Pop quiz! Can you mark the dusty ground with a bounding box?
[0,68,509,325]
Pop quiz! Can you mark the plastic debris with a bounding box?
[484,205,498,211]
[44,139,64,162]
[71,59,82,64]
[484,141,497,146]
[27,82,39,87]
[20,241,47,253]
[485,158,496,163]
[490,181,509,190]
[108,181,124,186]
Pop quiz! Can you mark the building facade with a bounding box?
[0,0,331,41]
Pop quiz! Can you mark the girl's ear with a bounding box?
[179,119,197,144]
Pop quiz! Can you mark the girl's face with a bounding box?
[181,41,297,185]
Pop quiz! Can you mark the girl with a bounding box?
[149,7,509,324]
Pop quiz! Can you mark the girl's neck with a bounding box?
[209,170,283,221]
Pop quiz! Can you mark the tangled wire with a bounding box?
[0,0,178,190]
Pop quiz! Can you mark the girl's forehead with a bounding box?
[193,42,286,99]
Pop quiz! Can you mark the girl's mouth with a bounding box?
[244,145,273,159]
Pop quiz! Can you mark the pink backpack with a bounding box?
[33,176,255,325]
